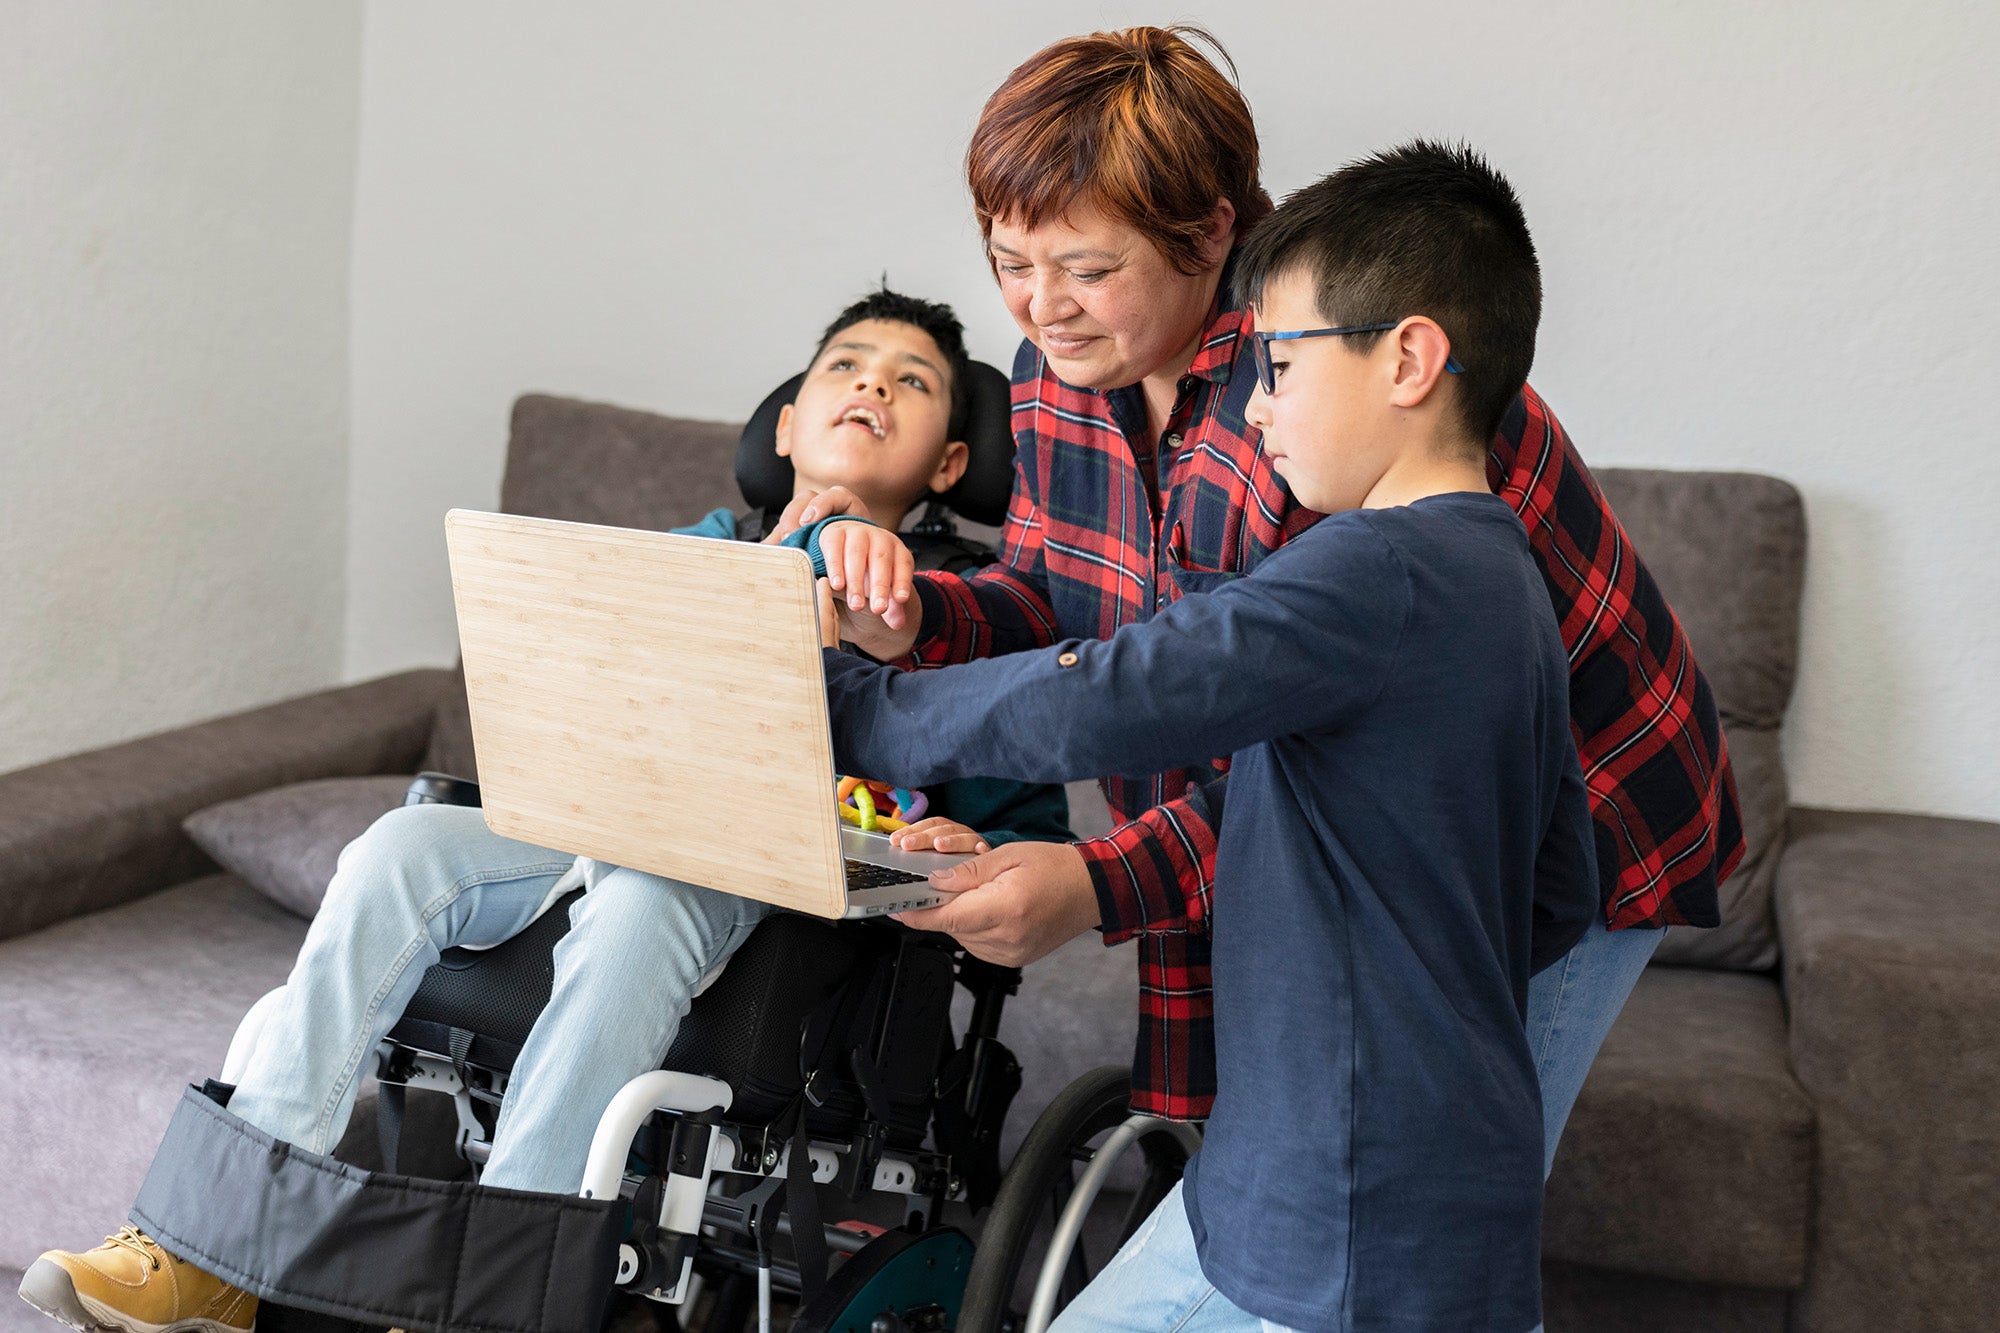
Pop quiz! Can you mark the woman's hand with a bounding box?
[889,817,990,855]
[891,840,1100,968]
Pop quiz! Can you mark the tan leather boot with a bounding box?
[17,1227,257,1333]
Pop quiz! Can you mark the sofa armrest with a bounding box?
[0,669,451,942]
[1776,805,2000,1332]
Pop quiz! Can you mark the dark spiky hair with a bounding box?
[812,287,973,440]
[1234,139,1540,444]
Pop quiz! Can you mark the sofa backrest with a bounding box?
[1594,468,1806,970]
[500,393,745,531]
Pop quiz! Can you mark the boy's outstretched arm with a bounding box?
[821,520,1411,792]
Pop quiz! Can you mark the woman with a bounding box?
[813,23,1743,1331]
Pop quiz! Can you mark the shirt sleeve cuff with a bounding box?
[1076,834,1145,945]
[887,576,958,671]
[1075,815,1212,944]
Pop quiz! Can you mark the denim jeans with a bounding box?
[1518,912,1662,1333]
[1525,913,1663,1176]
[1050,1182,1298,1333]
[225,802,773,1193]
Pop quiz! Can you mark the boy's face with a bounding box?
[1243,270,1403,515]
[777,319,968,519]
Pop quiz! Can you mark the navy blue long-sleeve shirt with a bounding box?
[821,492,1596,1331]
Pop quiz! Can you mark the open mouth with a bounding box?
[836,405,886,439]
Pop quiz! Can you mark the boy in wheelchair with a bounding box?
[21,290,1068,1333]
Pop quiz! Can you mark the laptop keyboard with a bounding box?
[844,859,931,890]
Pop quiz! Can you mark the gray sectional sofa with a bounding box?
[2,393,1994,1332]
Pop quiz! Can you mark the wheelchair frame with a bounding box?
[215,774,1199,1333]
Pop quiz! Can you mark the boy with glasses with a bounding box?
[818,143,1595,1331]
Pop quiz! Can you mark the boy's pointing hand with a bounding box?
[891,841,1100,968]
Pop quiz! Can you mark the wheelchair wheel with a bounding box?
[956,1065,1200,1333]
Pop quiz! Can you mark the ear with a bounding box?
[1386,317,1457,411]
[774,402,795,458]
[928,438,971,494]
[1197,197,1238,270]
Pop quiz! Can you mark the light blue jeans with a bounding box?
[1050,1182,1297,1333]
[1525,913,1663,1176]
[225,803,773,1193]
[1519,912,1662,1333]
[1053,916,1659,1331]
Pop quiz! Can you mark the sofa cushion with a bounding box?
[0,875,308,1272]
[1593,469,1803,971]
[182,776,412,919]
[422,663,478,781]
[1777,807,2000,1333]
[1541,1262,1789,1333]
[1544,966,1814,1290]
[1651,720,1785,969]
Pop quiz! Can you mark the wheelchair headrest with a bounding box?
[735,358,1015,529]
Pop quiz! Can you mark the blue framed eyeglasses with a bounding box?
[1248,323,1465,395]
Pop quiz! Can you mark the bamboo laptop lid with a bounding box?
[444,508,847,919]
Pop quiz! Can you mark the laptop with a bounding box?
[443,508,961,920]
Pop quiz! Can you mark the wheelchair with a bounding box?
[197,362,1199,1332]
[218,772,1200,1333]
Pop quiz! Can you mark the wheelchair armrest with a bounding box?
[405,772,483,808]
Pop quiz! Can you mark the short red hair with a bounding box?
[966,26,1272,275]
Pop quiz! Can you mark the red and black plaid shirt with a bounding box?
[906,280,1745,1122]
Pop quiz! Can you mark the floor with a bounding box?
[2,1271,50,1333]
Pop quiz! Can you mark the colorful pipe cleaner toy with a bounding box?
[836,776,928,833]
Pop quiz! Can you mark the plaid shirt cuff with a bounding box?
[1077,805,1218,944]
[885,578,952,672]
[898,572,1057,671]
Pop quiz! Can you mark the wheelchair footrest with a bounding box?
[131,1083,623,1333]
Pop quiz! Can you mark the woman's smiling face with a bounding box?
[987,199,1234,393]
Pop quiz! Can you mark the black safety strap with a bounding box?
[448,1027,475,1090]
[780,1089,828,1300]
[376,1081,406,1174]
[777,943,883,1305]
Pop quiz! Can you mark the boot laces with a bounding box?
[103,1226,162,1270]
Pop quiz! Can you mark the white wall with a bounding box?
[346,1,1999,821]
[0,2,362,772]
